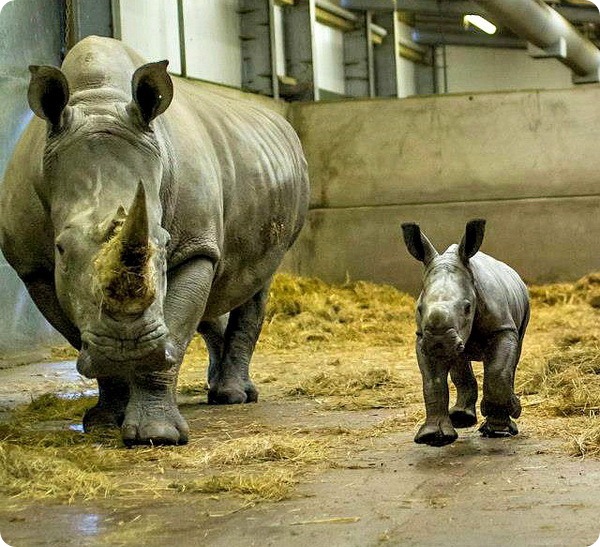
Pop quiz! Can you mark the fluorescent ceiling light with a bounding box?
[463,14,497,35]
[584,0,600,13]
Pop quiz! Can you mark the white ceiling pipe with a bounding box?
[474,0,600,77]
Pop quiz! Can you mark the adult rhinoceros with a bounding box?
[0,36,309,445]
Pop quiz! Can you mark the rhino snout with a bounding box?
[78,321,176,377]
[422,329,465,357]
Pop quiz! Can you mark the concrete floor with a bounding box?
[1,361,600,547]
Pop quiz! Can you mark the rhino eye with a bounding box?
[464,302,471,315]
[56,242,65,257]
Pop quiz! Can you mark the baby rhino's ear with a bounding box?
[458,219,486,264]
[401,223,438,267]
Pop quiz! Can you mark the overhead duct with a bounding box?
[473,0,600,82]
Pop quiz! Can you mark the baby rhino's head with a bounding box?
[402,219,486,359]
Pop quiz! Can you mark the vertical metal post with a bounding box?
[309,0,320,101]
[284,0,319,101]
[241,0,277,97]
[177,0,187,78]
[366,11,375,98]
[111,0,121,40]
[373,10,399,97]
[392,9,401,98]
[268,0,280,99]
[343,11,371,98]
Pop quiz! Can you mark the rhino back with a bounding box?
[161,79,309,317]
[469,251,529,337]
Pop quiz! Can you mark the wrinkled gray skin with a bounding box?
[402,219,529,447]
[0,37,309,446]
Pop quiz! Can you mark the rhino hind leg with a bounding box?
[205,282,271,405]
[83,377,129,431]
[449,358,478,428]
[480,331,522,438]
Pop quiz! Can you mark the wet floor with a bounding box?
[1,360,600,547]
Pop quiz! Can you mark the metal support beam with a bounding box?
[284,0,319,101]
[66,0,113,48]
[373,11,399,97]
[240,0,278,97]
[344,11,374,97]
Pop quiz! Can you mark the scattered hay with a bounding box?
[570,417,600,458]
[521,344,600,417]
[0,443,114,502]
[260,273,415,349]
[204,434,327,467]
[168,469,297,501]
[50,346,78,361]
[529,271,600,307]
[287,361,419,410]
[13,393,95,423]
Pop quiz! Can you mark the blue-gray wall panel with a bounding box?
[0,0,65,355]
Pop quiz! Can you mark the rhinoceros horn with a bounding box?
[119,181,149,260]
[96,181,155,315]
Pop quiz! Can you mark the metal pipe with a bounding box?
[473,0,600,77]
[176,0,187,78]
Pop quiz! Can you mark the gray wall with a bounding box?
[283,87,600,294]
[0,0,65,357]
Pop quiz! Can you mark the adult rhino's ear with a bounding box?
[401,223,438,266]
[28,65,70,131]
[458,219,486,263]
[130,60,173,125]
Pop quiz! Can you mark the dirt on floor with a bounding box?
[1,274,600,546]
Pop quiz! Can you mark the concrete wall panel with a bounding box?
[283,196,600,295]
[290,87,600,210]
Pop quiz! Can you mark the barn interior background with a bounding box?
[1,0,600,360]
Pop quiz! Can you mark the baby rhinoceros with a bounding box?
[401,219,529,447]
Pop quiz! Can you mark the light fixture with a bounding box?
[463,14,497,35]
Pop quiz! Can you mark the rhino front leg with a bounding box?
[83,377,129,431]
[122,258,214,446]
[207,281,271,405]
[24,275,132,432]
[122,369,189,446]
[449,358,478,428]
[480,330,522,438]
[414,344,457,447]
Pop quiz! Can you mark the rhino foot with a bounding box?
[414,419,458,447]
[449,406,477,428]
[481,396,521,419]
[83,377,129,432]
[83,404,125,432]
[121,400,189,447]
[479,418,518,438]
[208,379,258,405]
